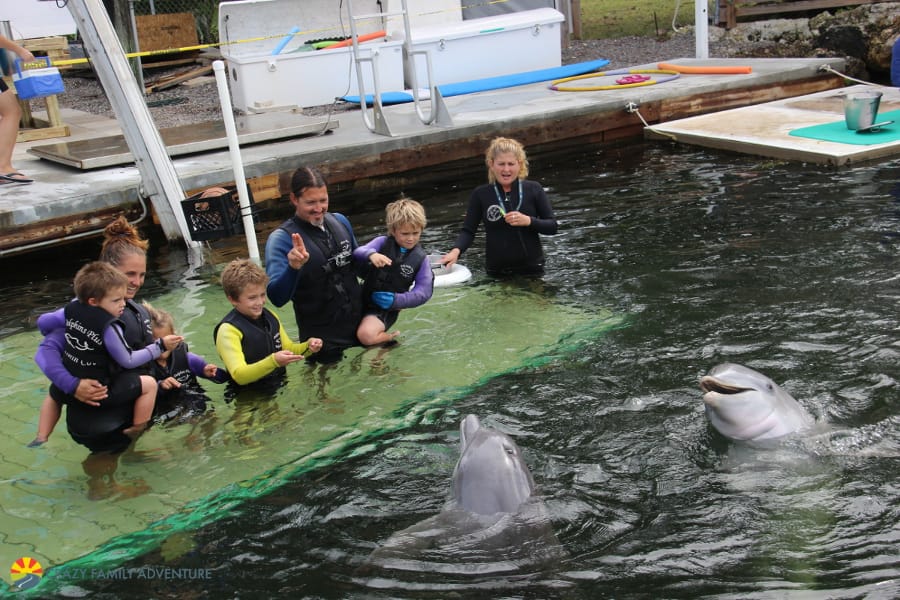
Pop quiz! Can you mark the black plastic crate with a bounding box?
[181,186,255,242]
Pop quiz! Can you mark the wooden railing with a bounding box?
[716,0,884,29]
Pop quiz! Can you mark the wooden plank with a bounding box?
[657,77,846,121]
[141,56,200,70]
[184,173,282,205]
[20,36,68,52]
[720,0,883,25]
[9,72,71,142]
[135,13,198,53]
[145,65,213,93]
[248,174,282,202]
[17,36,73,69]
[736,0,880,17]
[0,205,141,252]
[17,125,70,143]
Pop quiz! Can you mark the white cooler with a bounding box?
[218,0,404,111]
[399,7,564,88]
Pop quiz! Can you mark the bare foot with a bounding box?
[88,478,151,501]
[122,421,148,440]
[27,437,47,448]
[382,331,401,347]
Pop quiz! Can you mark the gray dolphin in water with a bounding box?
[361,415,562,576]
[452,414,535,514]
[700,363,814,442]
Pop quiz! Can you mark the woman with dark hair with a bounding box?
[264,166,362,364]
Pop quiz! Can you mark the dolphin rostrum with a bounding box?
[452,414,535,514]
[700,363,814,442]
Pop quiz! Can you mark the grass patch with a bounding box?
[580,0,706,39]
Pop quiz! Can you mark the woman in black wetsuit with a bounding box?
[32,216,155,499]
[441,137,558,277]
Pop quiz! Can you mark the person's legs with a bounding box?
[356,314,399,347]
[0,87,26,179]
[123,375,156,438]
[82,450,149,500]
[28,394,62,446]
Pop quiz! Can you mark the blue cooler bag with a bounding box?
[12,57,65,100]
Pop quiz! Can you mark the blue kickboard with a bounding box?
[343,58,611,105]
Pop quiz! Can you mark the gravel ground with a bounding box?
[57,30,759,128]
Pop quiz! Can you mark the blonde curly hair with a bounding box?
[485,137,529,183]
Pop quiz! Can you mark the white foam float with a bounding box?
[428,254,472,287]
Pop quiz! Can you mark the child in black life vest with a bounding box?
[353,197,434,346]
[214,258,323,388]
[30,262,183,450]
[143,302,228,423]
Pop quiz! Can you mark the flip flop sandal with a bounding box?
[0,172,34,183]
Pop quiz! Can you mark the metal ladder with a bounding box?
[345,0,453,136]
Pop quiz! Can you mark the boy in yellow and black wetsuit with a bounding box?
[214,259,322,397]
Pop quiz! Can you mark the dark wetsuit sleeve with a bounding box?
[34,329,79,395]
[527,183,558,235]
[104,323,161,369]
[393,259,434,310]
[451,192,484,254]
[264,227,299,307]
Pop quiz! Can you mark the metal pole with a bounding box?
[213,60,260,263]
[128,0,145,94]
[695,0,709,59]
[66,0,198,247]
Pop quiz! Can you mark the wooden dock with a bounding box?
[1,56,852,257]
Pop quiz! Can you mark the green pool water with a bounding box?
[0,273,620,582]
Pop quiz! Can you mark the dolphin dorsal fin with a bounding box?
[460,414,481,451]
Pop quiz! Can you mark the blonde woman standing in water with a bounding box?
[441,137,558,277]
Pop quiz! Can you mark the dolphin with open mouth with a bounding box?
[700,363,814,443]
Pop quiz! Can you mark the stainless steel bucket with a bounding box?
[843,90,883,130]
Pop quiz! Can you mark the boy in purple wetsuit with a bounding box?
[353,197,434,346]
[30,262,183,450]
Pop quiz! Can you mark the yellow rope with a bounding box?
[50,0,516,67]
[551,69,680,92]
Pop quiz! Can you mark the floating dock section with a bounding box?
[645,84,900,166]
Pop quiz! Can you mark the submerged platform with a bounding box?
[2,57,851,256]
[645,84,900,166]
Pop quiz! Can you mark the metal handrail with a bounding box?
[345,0,452,136]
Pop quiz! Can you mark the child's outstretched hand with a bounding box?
[306,338,323,354]
[161,334,184,351]
[203,363,221,378]
[160,376,181,390]
[273,350,308,367]
[368,252,392,268]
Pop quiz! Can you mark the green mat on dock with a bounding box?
[789,109,900,145]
